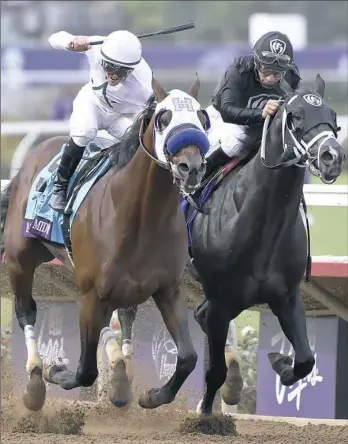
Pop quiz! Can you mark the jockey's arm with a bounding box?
[48,31,106,53]
[214,64,264,126]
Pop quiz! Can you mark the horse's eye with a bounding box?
[159,110,172,130]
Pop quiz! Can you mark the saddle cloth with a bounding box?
[22,137,115,246]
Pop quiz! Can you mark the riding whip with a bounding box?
[89,22,195,45]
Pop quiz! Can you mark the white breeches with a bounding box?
[70,85,135,147]
[206,105,247,158]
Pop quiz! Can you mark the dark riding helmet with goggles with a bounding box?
[253,31,293,73]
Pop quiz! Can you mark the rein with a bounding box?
[259,106,315,282]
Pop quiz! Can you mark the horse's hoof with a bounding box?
[268,352,293,372]
[23,366,46,411]
[220,360,244,405]
[268,353,299,387]
[43,363,67,383]
[108,360,132,408]
[294,358,315,379]
[138,388,172,409]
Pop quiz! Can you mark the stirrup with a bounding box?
[50,190,67,213]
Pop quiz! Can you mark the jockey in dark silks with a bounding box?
[204,30,301,177]
[196,30,302,329]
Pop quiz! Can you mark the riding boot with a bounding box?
[204,146,231,178]
[50,138,85,213]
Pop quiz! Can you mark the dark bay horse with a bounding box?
[116,75,345,415]
[1,77,211,411]
[191,75,345,414]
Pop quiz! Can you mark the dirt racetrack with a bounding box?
[1,264,347,443]
[1,396,348,444]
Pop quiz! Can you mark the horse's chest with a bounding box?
[239,272,289,302]
[97,239,186,304]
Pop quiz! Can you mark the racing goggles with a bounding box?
[101,60,133,79]
[258,66,285,80]
[257,51,292,70]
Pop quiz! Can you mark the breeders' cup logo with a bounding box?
[152,325,177,382]
[270,39,286,55]
[303,94,323,107]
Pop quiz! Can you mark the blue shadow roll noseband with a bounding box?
[166,126,210,157]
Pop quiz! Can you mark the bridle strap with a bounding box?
[138,116,170,170]
[260,108,337,171]
[260,115,302,169]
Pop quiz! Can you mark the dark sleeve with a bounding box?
[217,65,263,125]
[288,63,302,90]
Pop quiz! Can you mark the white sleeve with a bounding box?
[48,32,106,54]
[48,31,74,50]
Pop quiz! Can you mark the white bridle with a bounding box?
[260,94,338,183]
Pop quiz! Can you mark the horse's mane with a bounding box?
[110,93,157,172]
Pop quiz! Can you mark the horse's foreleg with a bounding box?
[44,289,106,390]
[221,320,244,405]
[267,288,315,386]
[198,300,230,415]
[138,284,197,409]
[7,241,52,411]
[99,318,133,408]
[195,297,243,406]
[118,306,138,382]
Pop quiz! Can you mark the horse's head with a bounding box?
[148,75,209,194]
[277,75,345,183]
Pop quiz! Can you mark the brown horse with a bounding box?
[1,76,210,411]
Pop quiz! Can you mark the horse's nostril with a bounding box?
[321,151,334,163]
[177,163,190,174]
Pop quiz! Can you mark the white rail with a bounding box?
[1,119,348,204]
[1,178,347,209]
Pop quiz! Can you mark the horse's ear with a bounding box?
[314,74,325,98]
[151,75,167,102]
[188,73,200,100]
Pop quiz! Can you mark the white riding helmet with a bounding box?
[101,30,142,68]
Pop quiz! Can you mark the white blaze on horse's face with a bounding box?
[153,89,209,163]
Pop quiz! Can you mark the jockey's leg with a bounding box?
[106,115,135,142]
[205,107,246,177]
[205,145,231,177]
[50,87,99,212]
[50,138,85,212]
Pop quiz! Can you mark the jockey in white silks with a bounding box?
[47,30,153,212]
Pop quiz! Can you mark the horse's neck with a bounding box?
[112,134,180,231]
[243,120,305,224]
[138,153,180,219]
